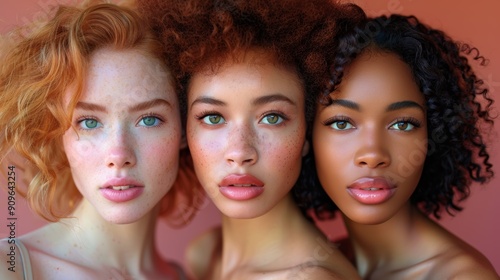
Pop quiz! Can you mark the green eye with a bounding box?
[202,115,224,125]
[139,116,160,127]
[261,114,283,125]
[79,118,101,130]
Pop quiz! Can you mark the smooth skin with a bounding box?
[313,50,499,280]
[186,49,360,280]
[1,48,184,279]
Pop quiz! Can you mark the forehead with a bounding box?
[334,50,423,104]
[190,48,303,91]
[64,48,175,106]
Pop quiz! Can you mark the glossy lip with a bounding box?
[99,177,144,203]
[347,177,396,205]
[219,174,265,201]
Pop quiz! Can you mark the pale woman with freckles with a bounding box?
[0,2,200,279]
[139,0,365,279]
[299,15,499,279]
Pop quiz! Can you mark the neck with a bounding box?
[343,204,434,276]
[56,199,161,271]
[219,194,322,270]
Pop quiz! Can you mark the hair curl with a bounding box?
[138,0,365,129]
[138,0,366,218]
[0,1,203,225]
[297,14,495,220]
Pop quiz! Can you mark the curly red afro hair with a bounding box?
[138,0,366,124]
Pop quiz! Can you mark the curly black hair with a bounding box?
[295,14,495,220]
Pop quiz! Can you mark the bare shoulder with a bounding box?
[185,226,222,279]
[430,245,499,280]
[0,239,24,280]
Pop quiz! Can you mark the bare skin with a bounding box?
[187,195,357,280]
[344,206,499,280]
[185,49,361,280]
[1,201,179,279]
[313,50,499,280]
[0,49,185,280]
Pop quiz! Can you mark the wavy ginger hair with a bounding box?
[0,1,203,224]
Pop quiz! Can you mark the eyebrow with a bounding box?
[386,100,425,113]
[328,99,425,113]
[129,98,172,112]
[190,97,226,109]
[329,99,360,111]
[190,93,296,109]
[75,98,171,113]
[252,93,296,106]
[75,102,107,112]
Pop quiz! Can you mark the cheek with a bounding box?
[186,124,222,174]
[392,135,427,187]
[260,125,305,176]
[62,130,99,169]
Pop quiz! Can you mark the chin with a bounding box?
[343,210,397,226]
[100,209,150,225]
[217,203,270,220]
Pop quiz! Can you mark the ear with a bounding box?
[301,139,310,157]
[180,130,188,149]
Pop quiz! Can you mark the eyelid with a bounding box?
[136,113,165,127]
[322,115,354,126]
[195,110,226,125]
[258,110,289,125]
[76,115,102,130]
[388,117,422,130]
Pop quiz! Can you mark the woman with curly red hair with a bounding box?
[139,0,365,278]
[0,1,201,278]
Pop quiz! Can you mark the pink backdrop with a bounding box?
[1,0,499,273]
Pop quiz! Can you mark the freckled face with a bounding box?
[62,48,181,224]
[313,51,428,225]
[187,50,308,219]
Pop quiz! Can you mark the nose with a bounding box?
[105,127,137,169]
[225,123,258,166]
[354,129,390,168]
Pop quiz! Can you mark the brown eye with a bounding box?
[390,121,415,131]
[396,122,408,130]
[332,120,353,130]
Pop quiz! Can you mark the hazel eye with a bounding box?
[138,116,161,127]
[202,115,225,125]
[261,114,283,125]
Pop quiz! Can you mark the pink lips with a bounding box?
[219,174,264,201]
[100,178,144,203]
[347,177,396,205]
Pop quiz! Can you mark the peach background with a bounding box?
[1,0,499,274]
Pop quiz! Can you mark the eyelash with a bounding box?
[259,110,289,125]
[322,116,422,131]
[76,115,100,130]
[322,115,353,127]
[137,112,165,127]
[389,117,421,130]
[195,110,221,120]
[194,110,290,124]
[74,112,165,130]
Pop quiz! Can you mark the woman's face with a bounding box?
[313,51,427,225]
[63,48,182,224]
[187,50,308,219]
